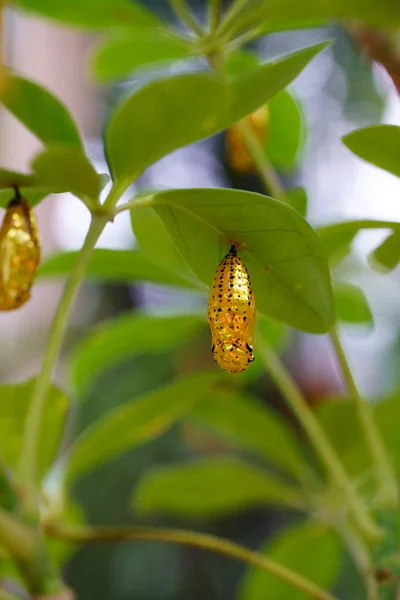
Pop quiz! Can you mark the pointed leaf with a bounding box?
[369,231,400,272]
[105,42,329,184]
[343,125,400,179]
[334,282,373,324]
[12,0,160,29]
[37,249,198,289]
[2,74,82,148]
[287,187,307,217]
[140,187,334,333]
[71,313,205,395]
[66,372,220,481]
[92,31,191,82]
[267,89,304,170]
[31,146,101,200]
[0,379,69,478]
[188,390,307,480]
[239,521,341,600]
[133,457,301,517]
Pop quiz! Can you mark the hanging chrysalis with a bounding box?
[0,190,41,310]
[226,105,269,174]
[208,245,256,374]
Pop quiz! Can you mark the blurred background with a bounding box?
[1,0,400,598]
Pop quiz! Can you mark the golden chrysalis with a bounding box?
[226,105,269,174]
[208,245,255,374]
[0,191,41,311]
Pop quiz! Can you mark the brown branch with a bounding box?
[349,26,400,95]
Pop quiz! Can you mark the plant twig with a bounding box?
[47,524,338,600]
[339,524,378,600]
[258,340,382,541]
[208,0,221,33]
[168,0,204,36]
[216,0,251,38]
[330,326,398,508]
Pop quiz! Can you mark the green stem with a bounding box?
[258,339,382,541]
[0,507,36,560]
[17,213,109,512]
[208,0,221,33]
[216,0,251,38]
[168,0,204,36]
[339,525,378,600]
[238,120,289,204]
[330,326,398,508]
[47,524,338,600]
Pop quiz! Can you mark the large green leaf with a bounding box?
[238,521,342,600]
[92,30,191,82]
[0,169,35,189]
[31,146,101,200]
[66,372,220,481]
[136,188,334,333]
[334,283,373,325]
[71,313,205,395]
[105,42,329,184]
[267,90,304,170]
[37,249,199,289]
[131,204,203,288]
[11,0,160,29]
[370,231,400,272]
[0,188,48,209]
[343,125,400,178]
[2,74,82,148]
[133,457,302,517]
[235,0,400,35]
[0,379,69,479]
[287,187,308,218]
[188,390,307,480]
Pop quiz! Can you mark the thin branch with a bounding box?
[47,524,338,600]
[330,326,398,508]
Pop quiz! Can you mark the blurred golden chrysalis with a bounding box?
[226,105,269,174]
[0,191,41,310]
[208,245,255,374]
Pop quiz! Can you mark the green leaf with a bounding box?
[105,42,329,184]
[11,0,160,29]
[256,313,289,352]
[31,146,101,200]
[2,74,82,148]
[0,169,35,189]
[92,31,191,82]
[236,0,400,34]
[369,231,400,272]
[133,457,302,517]
[0,188,48,209]
[71,313,205,395]
[287,187,308,217]
[131,205,202,288]
[334,282,373,325]
[37,249,198,289]
[343,125,400,178]
[267,90,304,170]
[140,187,334,333]
[374,394,400,476]
[317,220,400,266]
[228,42,330,123]
[316,399,369,477]
[188,390,307,480]
[66,372,220,481]
[238,521,342,600]
[0,379,69,479]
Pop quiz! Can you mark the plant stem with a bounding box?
[216,0,251,38]
[340,525,378,600]
[330,326,398,508]
[48,524,338,600]
[238,120,290,203]
[208,0,221,33]
[17,213,109,512]
[168,0,204,36]
[258,340,382,541]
